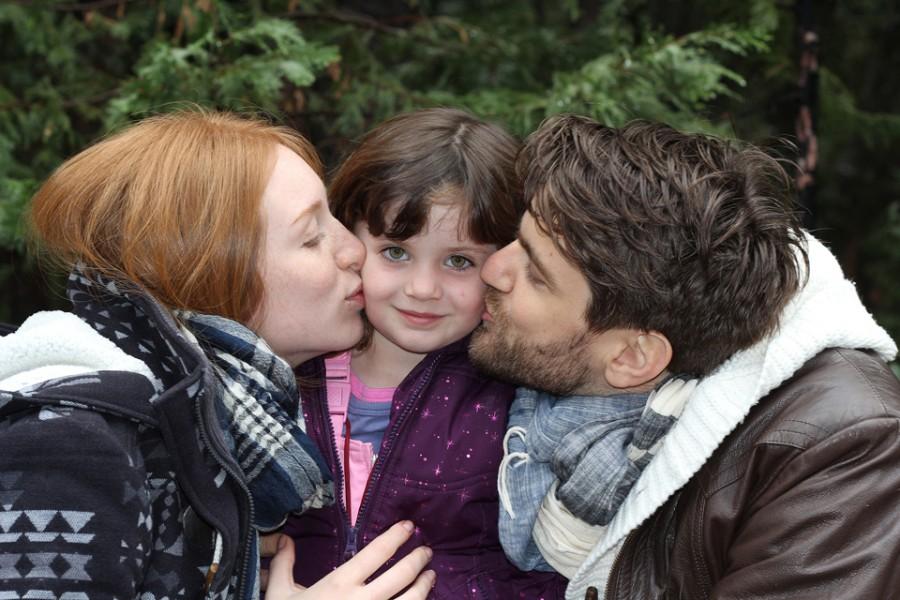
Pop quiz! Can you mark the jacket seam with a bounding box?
[692,493,712,600]
[738,417,900,522]
[753,426,819,452]
[834,348,888,413]
[778,417,829,435]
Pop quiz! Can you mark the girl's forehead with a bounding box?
[423,202,465,230]
[397,207,496,255]
[377,189,472,233]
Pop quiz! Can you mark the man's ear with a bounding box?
[604,330,672,390]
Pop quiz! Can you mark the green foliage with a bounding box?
[0,0,898,348]
[294,1,776,140]
[819,69,900,152]
[419,22,773,136]
[106,16,338,128]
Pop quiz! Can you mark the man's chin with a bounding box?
[469,324,593,396]
[469,325,530,388]
[468,323,489,357]
[468,325,504,376]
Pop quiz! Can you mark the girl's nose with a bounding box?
[405,266,442,300]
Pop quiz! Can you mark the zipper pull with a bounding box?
[204,532,224,592]
[343,525,359,561]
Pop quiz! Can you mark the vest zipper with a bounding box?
[333,353,442,562]
[194,380,255,600]
[310,376,353,563]
[140,292,255,599]
[341,417,357,561]
[343,417,353,514]
[603,530,636,600]
[343,525,360,561]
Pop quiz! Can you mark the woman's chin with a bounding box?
[319,320,366,358]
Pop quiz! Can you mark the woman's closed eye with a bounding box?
[303,233,324,248]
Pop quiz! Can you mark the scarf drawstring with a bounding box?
[204,532,224,592]
[498,425,530,519]
[498,381,695,573]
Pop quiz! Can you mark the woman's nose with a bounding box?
[335,222,365,272]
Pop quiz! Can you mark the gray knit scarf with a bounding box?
[498,377,695,573]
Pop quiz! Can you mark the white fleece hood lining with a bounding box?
[0,310,157,392]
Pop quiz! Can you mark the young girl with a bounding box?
[284,109,567,598]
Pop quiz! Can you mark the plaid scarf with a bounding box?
[497,377,696,575]
[66,267,334,533]
[179,312,334,530]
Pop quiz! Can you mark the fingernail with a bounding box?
[424,546,433,559]
[426,570,436,587]
[401,520,414,532]
[277,535,287,550]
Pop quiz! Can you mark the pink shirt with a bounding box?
[324,353,395,524]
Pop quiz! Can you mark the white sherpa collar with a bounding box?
[0,310,157,391]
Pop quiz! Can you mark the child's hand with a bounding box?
[262,521,435,600]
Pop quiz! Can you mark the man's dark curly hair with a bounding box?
[521,115,808,376]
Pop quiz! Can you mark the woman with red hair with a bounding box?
[0,110,433,600]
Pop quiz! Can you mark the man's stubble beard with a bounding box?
[469,291,595,397]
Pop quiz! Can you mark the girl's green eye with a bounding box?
[446,255,474,270]
[383,247,408,261]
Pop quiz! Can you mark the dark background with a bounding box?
[2,0,897,367]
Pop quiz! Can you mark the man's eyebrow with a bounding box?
[519,234,556,289]
[290,199,322,226]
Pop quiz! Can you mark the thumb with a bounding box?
[265,535,303,598]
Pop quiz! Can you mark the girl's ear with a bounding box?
[604,331,672,389]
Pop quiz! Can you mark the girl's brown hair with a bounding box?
[329,107,522,246]
[29,109,321,323]
[329,108,522,349]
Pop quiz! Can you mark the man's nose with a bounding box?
[481,242,516,292]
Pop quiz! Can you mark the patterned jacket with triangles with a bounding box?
[0,272,256,600]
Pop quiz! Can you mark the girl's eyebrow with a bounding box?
[446,244,494,254]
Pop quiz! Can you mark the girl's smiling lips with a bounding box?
[397,308,443,326]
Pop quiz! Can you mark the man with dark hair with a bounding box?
[470,115,900,599]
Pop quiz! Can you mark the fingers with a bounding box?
[260,533,283,557]
[364,545,434,599]
[260,533,282,592]
[340,521,417,579]
[264,534,301,598]
[392,570,437,600]
[299,522,434,600]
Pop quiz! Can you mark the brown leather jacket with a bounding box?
[605,348,900,599]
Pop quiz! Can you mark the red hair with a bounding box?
[29,110,322,322]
